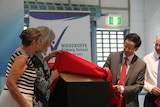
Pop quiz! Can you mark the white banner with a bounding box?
[29,10,91,61]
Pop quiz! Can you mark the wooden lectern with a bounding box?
[49,73,110,107]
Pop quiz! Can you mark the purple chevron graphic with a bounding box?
[50,26,68,50]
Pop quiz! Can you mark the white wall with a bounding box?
[130,0,145,58]
[144,0,160,55]
[0,0,24,92]
[130,0,160,57]
[97,0,129,30]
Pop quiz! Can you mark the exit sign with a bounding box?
[108,16,122,25]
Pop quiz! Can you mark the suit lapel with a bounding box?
[125,55,138,83]
[116,52,123,82]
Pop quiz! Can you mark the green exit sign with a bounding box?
[108,16,122,25]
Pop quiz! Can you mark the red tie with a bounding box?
[118,57,128,85]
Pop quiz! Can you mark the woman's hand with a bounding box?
[49,50,63,58]
[49,69,59,84]
[45,50,63,61]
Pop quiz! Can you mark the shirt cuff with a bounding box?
[120,85,124,93]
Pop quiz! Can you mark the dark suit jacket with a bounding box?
[103,51,146,107]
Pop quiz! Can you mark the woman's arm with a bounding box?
[6,55,30,107]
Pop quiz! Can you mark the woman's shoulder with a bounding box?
[14,48,28,56]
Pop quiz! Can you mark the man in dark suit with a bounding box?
[103,33,146,107]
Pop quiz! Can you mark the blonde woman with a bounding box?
[33,26,61,107]
[0,28,42,107]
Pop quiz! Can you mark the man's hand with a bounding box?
[113,85,121,93]
[103,67,110,73]
[151,87,160,96]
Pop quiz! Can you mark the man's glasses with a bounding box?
[153,43,160,47]
[124,45,135,51]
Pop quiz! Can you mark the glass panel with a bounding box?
[117,32,124,34]
[111,48,117,52]
[110,39,117,43]
[103,39,109,43]
[118,39,124,43]
[97,48,102,52]
[97,44,102,47]
[103,44,110,47]
[110,31,116,34]
[110,35,117,38]
[118,44,124,47]
[103,31,109,34]
[97,39,102,43]
[103,48,110,52]
[118,48,124,51]
[97,62,105,67]
[97,31,102,34]
[97,35,102,38]
[104,53,109,56]
[103,34,109,38]
[118,35,124,38]
[111,44,117,47]
[97,53,102,56]
[96,30,126,67]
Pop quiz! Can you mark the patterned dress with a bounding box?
[32,55,51,107]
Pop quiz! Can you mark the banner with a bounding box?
[29,10,91,61]
[0,0,23,76]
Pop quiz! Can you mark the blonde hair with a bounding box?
[37,26,55,52]
[19,27,42,47]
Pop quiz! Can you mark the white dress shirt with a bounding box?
[143,51,159,93]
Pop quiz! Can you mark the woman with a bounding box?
[33,26,60,107]
[0,28,42,107]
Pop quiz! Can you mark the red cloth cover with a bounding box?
[48,51,118,105]
[47,62,55,71]
[106,69,119,105]
[54,51,106,77]
[155,96,160,106]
